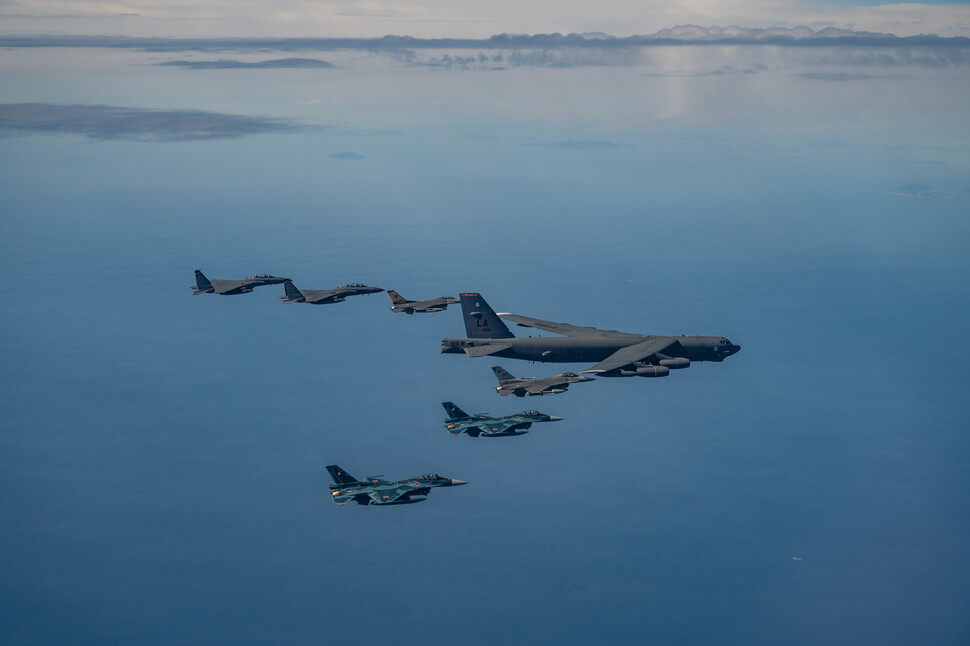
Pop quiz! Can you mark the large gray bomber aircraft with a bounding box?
[442,293,740,378]
[387,290,459,314]
[492,365,594,397]
[192,269,290,295]
[281,280,383,304]
[326,465,466,506]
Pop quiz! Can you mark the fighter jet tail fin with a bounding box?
[281,280,305,303]
[442,402,470,419]
[460,293,515,339]
[193,269,214,294]
[387,290,410,305]
[491,365,517,384]
[326,465,358,486]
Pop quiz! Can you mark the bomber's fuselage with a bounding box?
[442,335,738,364]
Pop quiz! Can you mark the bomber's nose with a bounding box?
[449,479,468,486]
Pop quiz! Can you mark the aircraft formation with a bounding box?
[194,270,741,506]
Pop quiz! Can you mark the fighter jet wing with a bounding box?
[368,486,411,504]
[497,314,631,338]
[583,338,678,373]
[302,289,342,303]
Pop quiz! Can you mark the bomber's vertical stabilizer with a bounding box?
[193,269,214,294]
[442,402,470,420]
[460,293,515,339]
[491,366,517,384]
[326,465,359,486]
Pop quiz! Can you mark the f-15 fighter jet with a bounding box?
[442,401,562,437]
[191,269,290,295]
[387,290,459,314]
[491,365,594,397]
[280,280,383,304]
[326,465,466,506]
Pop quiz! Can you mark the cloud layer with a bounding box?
[0,103,307,141]
[159,57,334,69]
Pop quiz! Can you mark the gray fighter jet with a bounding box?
[326,464,466,506]
[280,280,383,304]
[442,293,740,378]
[442,401,563,436]
[192,269,290,295]
[492,365,594,397]
[387,290,459,314]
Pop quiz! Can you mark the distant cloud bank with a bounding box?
[522,140,635,150]
[0,103,308,141]
[159,58,334,70]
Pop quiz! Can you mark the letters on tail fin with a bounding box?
[282,280,305,302]
[460,293,515,339]
[442,402,470,420]
[387,290,410,305]
[491,365,517,383]
[193,269,214,293]
[326,465,359,486]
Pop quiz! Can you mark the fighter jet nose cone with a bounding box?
[450,479,468,486]
[548,416,564,421]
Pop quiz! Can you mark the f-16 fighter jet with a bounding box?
[491,365,594,397]
[280,280,383,304]
[387,290,459,314]
[326,465,466,506]
[442,401,562,437]
[442,293,740,378]
[191,269,290,295]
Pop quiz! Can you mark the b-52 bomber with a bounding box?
[442,401,562,437]
[492,365,594,397]
[192,269,290,295]
[387,290,459,314]
[326,464,466,506]
[442,293,740,378]
[281,280,383,304]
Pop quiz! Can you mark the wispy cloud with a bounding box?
[0,103,310,141]
[159,58,334,70]
[522,140,634,151]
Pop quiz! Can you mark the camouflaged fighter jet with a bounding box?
[387,290,459,314]
[326,465,466,506]
[491,365,595,397]
[442,401,562,437]
[441,293,740,379]
[280,280,383,304]
[192,269,290,295]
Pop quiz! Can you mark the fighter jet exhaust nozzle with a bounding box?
[636,366,670,378]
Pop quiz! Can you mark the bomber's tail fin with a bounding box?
[460,293,514,339]
[326,465,358,486]
[491,365,517,383]
[387,290,410,305]
[281,280,305,303]
[442,402,470,419]
[193,269,214,294]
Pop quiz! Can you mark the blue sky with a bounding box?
[1,5,969,646]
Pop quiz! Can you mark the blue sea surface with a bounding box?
[1,45,969,645]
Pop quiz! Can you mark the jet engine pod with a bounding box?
[636,365,670,378]
[658,358,690,369]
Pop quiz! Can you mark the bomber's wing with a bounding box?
[584,338,678,374]
[497,314,632,338]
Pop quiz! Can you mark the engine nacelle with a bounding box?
[636,365,670,378]
[658,358,690,369]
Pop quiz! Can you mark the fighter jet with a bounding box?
[280,280,383,304]
[191,269,290,295]
[442,293,740,378]
[387,290,459,314]
[442,401,563,436]
[326,464,466,506]
[491,365,594,397]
